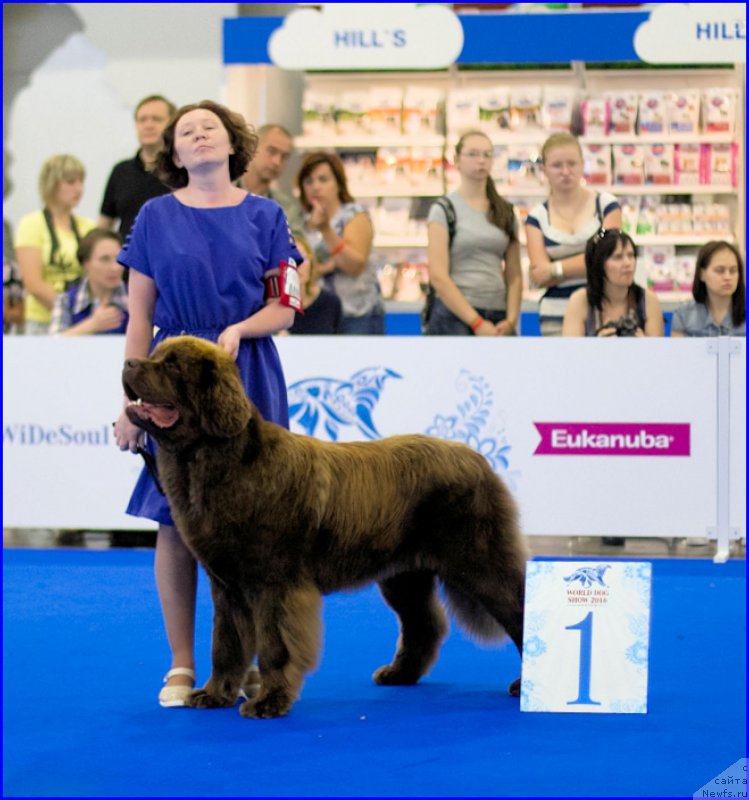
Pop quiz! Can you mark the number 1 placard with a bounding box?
[520,560,652,714]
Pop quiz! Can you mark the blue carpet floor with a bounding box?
[3,549,745,798]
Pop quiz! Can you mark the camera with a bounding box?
[596,315,639,337]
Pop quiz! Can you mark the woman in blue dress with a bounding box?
[113,101,301,707]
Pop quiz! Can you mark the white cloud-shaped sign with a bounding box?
[635,3,746,64]
[269,4,464,70]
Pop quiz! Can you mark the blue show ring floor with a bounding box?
[3,549,745,798]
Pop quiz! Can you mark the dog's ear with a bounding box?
[199,356,252,438]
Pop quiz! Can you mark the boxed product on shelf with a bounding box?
[674,143,702,185]
[613,144,645,185]
[692,203,732,238]
[582,97,609,138]
[447,88,480,134]
[542,88,576,133]
[638,91,668,137]
[655,203,692,236]
[340,152,377,187]
[673,254,697,292]
[582,143,612,185]
[491,145,510,185]
[509,87,543,131]
[374,147,410,189]
[409,147,443,191]
[477,87,512,133]
[635,196,658,236]
[642,244,676,291]
[302,90,337,136]
[620,196,640,237]
[402,87,443,137]
[666,90,701,135]
[507,144,543,187]
[336,90,370,135]
[605,91,638,135]
[367,86,403,136]
[702,143,737,186]
[702,88,738,135]
[644,143,675,185]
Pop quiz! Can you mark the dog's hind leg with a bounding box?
[240,584,322,719]
[373,571,448,686]
[188,585,256,709]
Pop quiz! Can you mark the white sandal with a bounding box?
[158,667,196,708]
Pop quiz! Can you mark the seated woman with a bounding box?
[562,228,663,338]
[288,232,343,335]
[671,240,745,337]
[49,229,127,335]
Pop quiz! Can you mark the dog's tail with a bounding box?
[441,582,508,643]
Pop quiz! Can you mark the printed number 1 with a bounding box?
[566,611,601,706]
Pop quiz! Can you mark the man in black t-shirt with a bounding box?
[99,95,176,244]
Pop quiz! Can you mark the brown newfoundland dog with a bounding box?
[123,336,528,719]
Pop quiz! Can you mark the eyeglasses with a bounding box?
[460,150,494,160]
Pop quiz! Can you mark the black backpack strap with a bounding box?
[42,207,60,267]
[433,196,457,248]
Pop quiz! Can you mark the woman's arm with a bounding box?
[16,246,56,311]
[427,221,496,336]
[113,270,156,451]
[643,289,664,337]
[321,211,373,277]
[496,239,522,335]
[218,299,296,360]
[60,304,126,336]
[561,288,588,336]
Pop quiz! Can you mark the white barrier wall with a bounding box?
[3,336,745,545]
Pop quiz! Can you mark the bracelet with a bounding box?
[330,239,346,257]
[552,261,564,280]
[470,316,485,333]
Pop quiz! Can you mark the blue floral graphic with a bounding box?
[625,641,649,666]
[425,370,520,489]
[523,635,548,659]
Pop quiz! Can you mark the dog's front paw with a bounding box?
[186,688,235,709]
[372,664,420,686]
[508,677,521,697]
[239,689,293,719]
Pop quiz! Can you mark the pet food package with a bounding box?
[702,88,738,135]
[542,88,575,133]
[402,87,443,137]
[635,195,659,237]
[644,143,675,185]
[409,147,443,192]
[666,90,701,135]
[490,144,510,186]
[375,147,404,189]
[613,144,645,185]
[340,152,376,191]
[582,97,609,138]
[336,90,370,136]
[367,87,403,137]
[507,144,542,187]
[302,90,337,136]
[605,91,638,135]
[703,143,737,186]
[692,203,732,238]
[582,144,612,185]
[447,88,480,134]
[477,87,511,134]
[619,196,640,237]
[655,203,692,236]
[674,143,703,185]
[642,245,676,292]
[510,88,543,132]
[638,92,668,137]
[673,254,696,292]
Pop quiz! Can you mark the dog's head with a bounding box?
[122,336,252,449]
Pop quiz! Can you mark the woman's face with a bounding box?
[542,144,584,192]
[84,238,123,292]
[456,135,493,181]
[603,240,636,289]
[302,162,340,210]
[54,175,84,210]
[701,247,740,299]
[172,109,233,175]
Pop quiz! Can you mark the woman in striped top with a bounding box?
[525,133,621,336]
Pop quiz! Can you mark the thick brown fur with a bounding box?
[123,336,529,719]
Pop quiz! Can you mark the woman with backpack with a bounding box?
[424,130,521,336]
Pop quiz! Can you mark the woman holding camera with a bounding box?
[562,228,663,337]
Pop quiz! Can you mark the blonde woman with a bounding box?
[526,133,621,336]
[425,130,521,336]
[15,154,95,334]
[288,232,343,334]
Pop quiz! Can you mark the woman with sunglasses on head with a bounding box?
[526,133,622,336]
[424,130,521,336]
[562,228,663,337]
[671,241,745,337]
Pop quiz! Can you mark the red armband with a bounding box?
[330,239,346,257]
[264,261,303,312]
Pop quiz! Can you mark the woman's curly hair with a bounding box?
[157,100,258,188]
